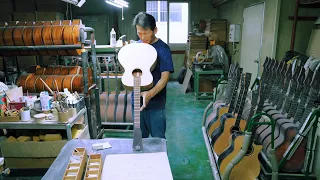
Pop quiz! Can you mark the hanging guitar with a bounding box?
[256,63,291,142]
[268,69,320,172]
[207,66,242,138]
[218,111,262,180]
[256,65,305,145]
[118,43,157,151]
[211,72,251,155]
[205,64,235,128]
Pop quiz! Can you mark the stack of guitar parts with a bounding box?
[203,55,320,179]
[99,91,133,123]
[186,34,207,63]
[16,65,93,93]
[205,19,227,42]
[0,19,83,56]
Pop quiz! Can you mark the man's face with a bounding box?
[136,25,157,44]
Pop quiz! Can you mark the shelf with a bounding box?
[102,122,133,126]
[85,45,120,54]
[0,108,86,130]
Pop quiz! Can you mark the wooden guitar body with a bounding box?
[212,116,247,155]
[63,19,82,56]
[42,20,58,55]
[35,75,49,92]
[125,93,133,123]
[44,66,54,75]
[118,43,157,90]
[107,93,116,122]
[259,119,291,146]
[255,110,285,143]
[44,75,57,90]
[60,66,70,75]
[25,75,38,93]
[35,67,46,75]
[12,21,26,55]
[272,124,306,172]
[205,101,225,128]
[207,105,229,137]
[52,75,65,92]
[0,22,7,47]
[17,73,34,91]
[218,132,262,180]
[33,21,48,56]
[62,75,83,92]
[116,93,126,122]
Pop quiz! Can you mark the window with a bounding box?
[146,1,189,44]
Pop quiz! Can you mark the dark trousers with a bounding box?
[132,108,166,139]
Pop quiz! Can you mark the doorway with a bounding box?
[240,2,265,84]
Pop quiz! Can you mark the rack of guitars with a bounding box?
[202,53,320,180]
[0,19,102,139]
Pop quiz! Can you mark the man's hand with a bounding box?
[140,90,154,111]
[140,71,170,111]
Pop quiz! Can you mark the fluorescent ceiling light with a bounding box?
[105,0,129,8]
[61,0,86,7]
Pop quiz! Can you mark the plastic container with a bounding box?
[110,28,116,47]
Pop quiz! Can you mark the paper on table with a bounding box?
[92,142,112,150]
[101,152,173,180]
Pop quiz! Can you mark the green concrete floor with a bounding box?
[165,82,213,180]
[105,81,214,180]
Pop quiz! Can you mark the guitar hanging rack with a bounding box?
[0,19,88,57]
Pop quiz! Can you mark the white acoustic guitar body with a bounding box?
[118,43,157,90]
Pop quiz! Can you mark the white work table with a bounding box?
[42,138,173,180]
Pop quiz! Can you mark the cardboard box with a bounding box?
[0,140,67,169]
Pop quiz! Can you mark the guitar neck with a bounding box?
[293,71,314,123]
[276,64,292,110]
[235,73,251,128]
[224,64,235,104]
[133,76,141,128]
[229,68,243,113]
[287,67,306,118]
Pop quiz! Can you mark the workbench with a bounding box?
[42,138,169,180]
[193,69,224,100]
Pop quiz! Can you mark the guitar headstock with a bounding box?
[311,70,320,89]
[284,63,293,79]
[263,57,270,69]
[279,61,287,75]
[292,65,302,80]
[297,66,305,85]
[228,64,236,79]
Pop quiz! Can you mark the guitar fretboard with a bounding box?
[133,76,141,128]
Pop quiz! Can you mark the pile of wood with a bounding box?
[205,19,227,42]
[186,34,207,62]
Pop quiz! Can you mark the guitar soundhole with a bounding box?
[132,69,142,76]
[246,145,254,156]
[230,126,240,134]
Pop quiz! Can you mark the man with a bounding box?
[132,12,174,139]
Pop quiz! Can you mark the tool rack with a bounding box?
[202,77,319,180]
[0,26,103,140]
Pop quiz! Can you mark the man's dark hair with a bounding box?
[132,12,156,31]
